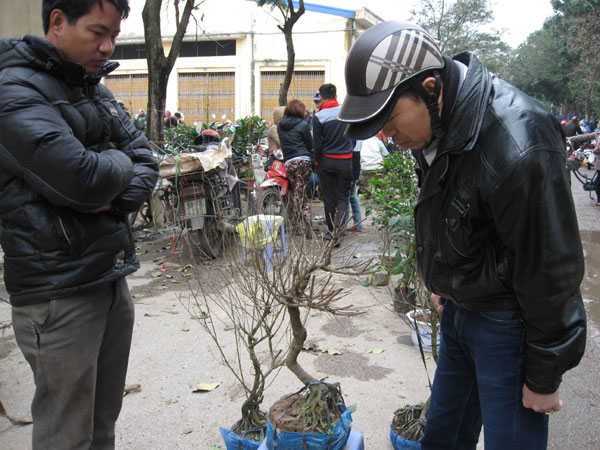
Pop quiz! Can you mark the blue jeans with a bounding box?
[346,181,362,228]
[421,300,548,450]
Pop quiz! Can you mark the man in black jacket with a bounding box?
[565,116,583,150]
[339,21,586,449]
[0,1,158,448]
[312,84,355,240]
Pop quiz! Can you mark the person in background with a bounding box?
[565,116,583,149]
[313,90,322,112]
[312,83,355,241]
[268,105,285,154]
[174,111,184,126]
[346,140,362,232]
[359,135,389,190]
[0,0,159,448]
[277,99,313,238]
[164,110,178,128]
[339,20,586,449]
[134,108,146,130]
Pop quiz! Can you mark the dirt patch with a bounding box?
[313,349,394,381]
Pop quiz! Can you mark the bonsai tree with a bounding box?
[188,220,373,443]
[189,249,288,442]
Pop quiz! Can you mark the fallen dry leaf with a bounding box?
[192,382,221,393]
[123,384,141,396]
[367,348,385,354]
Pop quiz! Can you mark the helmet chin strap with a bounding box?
[408,72,445,140]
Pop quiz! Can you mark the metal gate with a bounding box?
[178,72,235,126]
[103,73,148,117]
[260,70,325,120]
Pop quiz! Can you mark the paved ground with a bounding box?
[0,169,599,449]
[546,168,600,450]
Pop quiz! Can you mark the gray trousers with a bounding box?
[12,278,134,450]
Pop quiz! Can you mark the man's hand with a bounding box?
[430,294,444,316]
[522,385,563,414]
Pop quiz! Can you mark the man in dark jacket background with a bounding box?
[0,0,158,448]
[339,21,586,449]
[312,83,355,240]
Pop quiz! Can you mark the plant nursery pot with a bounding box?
[263,404,354,450]
[390,426,422,450]
[258,428,364,450]
[220,422,265,450]
[405,309,439,353]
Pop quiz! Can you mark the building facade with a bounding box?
[109,0,380,126]
[0,0,381,126]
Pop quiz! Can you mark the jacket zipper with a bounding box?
[57,215,72,247]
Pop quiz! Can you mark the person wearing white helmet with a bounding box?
[339,20,586,449]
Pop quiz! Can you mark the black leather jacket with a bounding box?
[414,53,586,394]
[0,35,158,306]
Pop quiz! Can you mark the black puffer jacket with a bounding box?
[277,116,313,162]
[0,35,158,306]
[414,53,586,394]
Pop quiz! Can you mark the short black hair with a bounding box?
[318,84,337,100]
[43,0,130,34]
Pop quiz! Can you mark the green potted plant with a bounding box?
[365,150,439,449]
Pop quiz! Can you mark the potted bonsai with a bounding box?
[189,245,288,449]
[255,231,374,449]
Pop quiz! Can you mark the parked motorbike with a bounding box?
[581,140,596,169]
[258,149,289,217]
[159,131,246,258]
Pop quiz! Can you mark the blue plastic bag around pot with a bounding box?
[390,426,422,450]
[220,426,262,450]
[265,405,352,450]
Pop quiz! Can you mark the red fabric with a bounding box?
[319,99,340,110]
[324,153,352,159]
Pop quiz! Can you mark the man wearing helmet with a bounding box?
[339,21,586,449]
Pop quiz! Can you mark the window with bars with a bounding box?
[178,72,235,126]
[102,74,149,117]
[260,70,325,120]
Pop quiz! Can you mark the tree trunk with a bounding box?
[279,24,295,107]
[285,305,314,386]
[275,0,305,107]
[142,0,197,143]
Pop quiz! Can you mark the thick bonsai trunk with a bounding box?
[285,305,313,385]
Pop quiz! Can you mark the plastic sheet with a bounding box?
[390,427,422,450]
[220,427,262,450]
[236,214,284,249]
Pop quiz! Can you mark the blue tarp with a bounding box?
[265,405,353,450]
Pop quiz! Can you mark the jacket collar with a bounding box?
[439,52,493,157]
[18,35,119,86]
